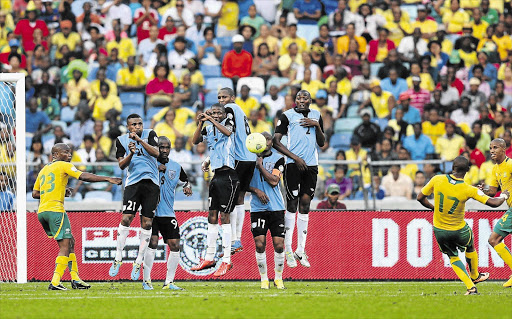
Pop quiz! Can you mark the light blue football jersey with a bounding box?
[155,159,182,218]
[249,150,286,212]
[225,103,256,162]
[202,118,236,171]
[281,108,321,166]
[117,129,159,186]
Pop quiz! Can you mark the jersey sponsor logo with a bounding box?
[179,216,223,276]
[81,227,166,263]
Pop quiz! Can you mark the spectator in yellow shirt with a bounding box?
[492,22,512,61]
[52,20,81,60]
[150,98,196,132]
[66,69,91,107]
[297,69,326,99]
[336,22,366,55]
[153,108,182,147]
[422,109,445,145]
[279,24,308,55]
[248,109,272,134]
[211,0,239,37]
[106,25,136,62]
[398,147,418,181]
[90,68,118,101]
[91,82,122,121]
[359,79,395,119]
[437,0,470,34]
[235,84,260,116]
[385,7,413,46]
[471,8,489,40]
[326,67,352,97]
[116,56,147,92]
[435,121,465,161]
[278,42,304,78]
[412,6,437,39]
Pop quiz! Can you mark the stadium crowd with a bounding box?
[1,0,512,208]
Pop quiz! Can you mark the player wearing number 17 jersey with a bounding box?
[417,156,506,295]
[273,90,325,268]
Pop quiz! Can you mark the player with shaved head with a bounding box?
[418,155,508,295]
[478,138,512,288]
[273,90,325,268]
[33,143,122,290]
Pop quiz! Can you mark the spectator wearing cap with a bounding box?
[434,0,470,34]
[404,75,430,116]
[158,16,177,43]
[280,24,308,55]
[239,24,256,55]
[106,24,136,62]
[359,79,395,119]
[381,164,413,199]
[235,85,259,116]
[411,5,437,40]
[436,120,465,162]
[353,109,381,149]
[138,26,164,66]
[325,166,352,200]
[133,0,159,43]
[467,66,491,97]
[461,77,487,111]
[422,109,445,146]
[222,34,252,87]
[14,1,49,53]
[367,27,395,63]
[336,22,366,56]
[0,39,27,69]
[209,0,239,38]
[402,123,434,160]
[397,28,427,63]
[185,13,206,48]
[317,184,347,210]
[392,93,421,126]
[116,56,147,92]
[51,20,81,60]
[380,68,408,100]
[168,36,195,79]
[240,5,266,39]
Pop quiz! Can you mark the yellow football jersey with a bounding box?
[489,157,512,207]
[34,161,83,214]
[421,174,490,230]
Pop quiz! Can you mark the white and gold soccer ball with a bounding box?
[246,133,267,154]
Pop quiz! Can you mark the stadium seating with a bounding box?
[297,24,320,45]
[121,104,145,121]
[120,92,145,108]
[204,91,219,106]
[146,107,164,120]
[329,132,352,151]
[26,136,32,151]
[200,65,221,79]
[370,63,383,77]
[334,118,362,133]
[205,77,233,92]
[266,77,290,96]
[84,191,113,202]
[237,77,265,96]
[346,105,360,118]
[373,118,389,131]
[217,37,232,49]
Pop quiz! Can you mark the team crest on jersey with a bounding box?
[168,169,176,180]
[179,216,223,276]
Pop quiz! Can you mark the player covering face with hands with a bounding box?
[142,136,192,290]
[191,104,239,277]
[417,156,508,295]
[249,132,286,289]
[33,143,122,290]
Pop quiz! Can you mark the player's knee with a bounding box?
[169,242,180,252]
[488,237,500,247]
[149,237,158,249]
[274,242,284,253]
[121,214,134,226]
[220,213,230,224]
[255,242,266,253]
[141,219,153,230]
[287,202,298,213]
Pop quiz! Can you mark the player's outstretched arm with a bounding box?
[129,132,159,158]
[79,172,123,185]
[485,190,509,207]
[416,193,434,210]
[478,183,499,197]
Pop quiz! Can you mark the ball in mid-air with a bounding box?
[246,133,267,154]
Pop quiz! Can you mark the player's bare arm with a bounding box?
[485,189,510,207]
[249,186,269,204]
[79,172,122,185]
[256,157,280,187]
[416,192,435,210]
[192,114,206,144]
[273,133,307,171]
[203,113,232,136]
[300,118,325,147]
[129,132,159,158]
[32,189,41,199]
[478,184,499,197]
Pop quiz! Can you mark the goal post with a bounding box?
[0,73,26,283]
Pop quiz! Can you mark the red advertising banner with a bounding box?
[20,211,512,281]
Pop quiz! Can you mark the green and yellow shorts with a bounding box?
[38,211,72,241]
[494,208,512,238]
[433,223,474,257]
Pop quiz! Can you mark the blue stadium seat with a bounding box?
[200,65,221,78]
[146,107,164,120]
[370,63,383,77]
[237,77,265,96]
[41,134,53,145]
[27,192,37,201]
[205,77,233,91]
[217,37,232,49]
[334,118,362,133]
[297,24,319,45]
[51,120,67,130]
[120,92,145,107]
[121,104,145,120]
[204,91,218,106]
[84,191,113,202]
[373,118,389,131]
[346,105,359,118]
[266,77,290,96]
[330,132,352,151]
[71,0,86,16]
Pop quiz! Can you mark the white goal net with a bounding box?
[0,74,26,283]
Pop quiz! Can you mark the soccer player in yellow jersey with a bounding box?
[479,138,512,288]
[417,156,508,295]
[33,143,122,290]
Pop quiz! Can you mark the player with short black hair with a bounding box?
[109,114,160,281]
[142,136,192,290]
[33,143,122,290]
[249,132,286,289]
[417,155,506,295]
[215,87,256,254]
[273,90,325,268]
[191,103,239,277]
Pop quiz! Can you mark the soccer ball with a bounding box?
[246,133,267,154]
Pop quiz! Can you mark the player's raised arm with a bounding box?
[204,111,232,136]
[129,130,159,158]
[116,137,135,170]
[484,190,509,207]
[192,113,206,144]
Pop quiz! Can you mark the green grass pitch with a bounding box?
[1,281,511,318]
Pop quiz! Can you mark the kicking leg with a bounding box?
[465,244,489,284]
[449,255,476,294]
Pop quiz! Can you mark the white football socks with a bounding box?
[231,208,238,245]
[296,213,309,254]
[274,251,285,280]
[135,228,152,265]
[236,205,245,241]
[284,211,296,253]
[256,251,268,281]
[205,223,218,261]
[165,251,180,285]
[114,224,130,262]
[221,224,232,263]
[143,247,156,282]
